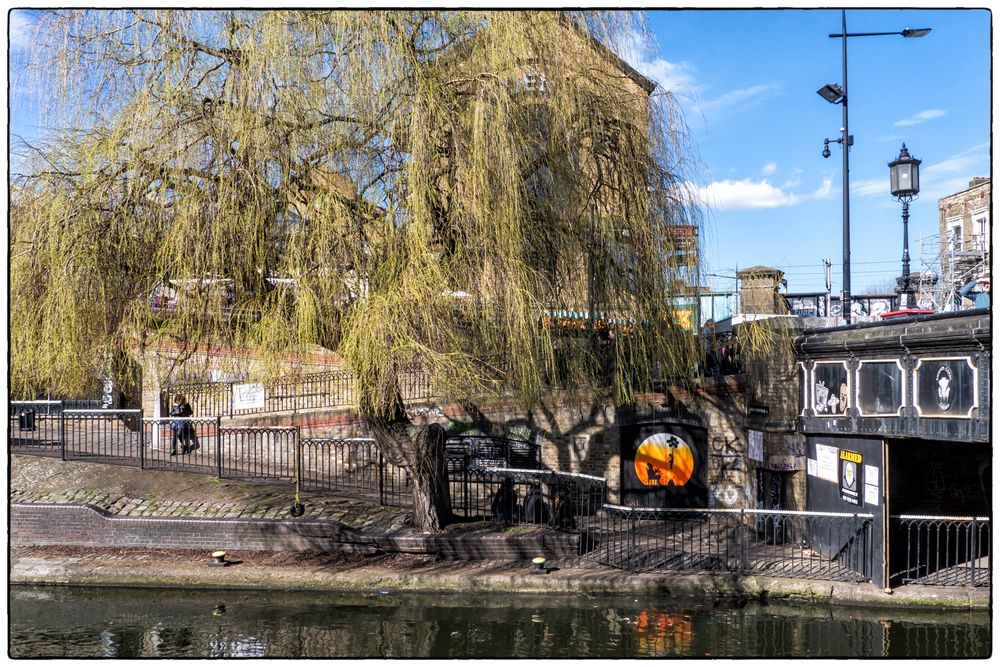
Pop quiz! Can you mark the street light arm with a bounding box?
[829,28,931,38]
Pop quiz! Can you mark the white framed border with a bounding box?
[911,356,979,419]
[811,361,851,416]
[855,359,906,417]
[798,362,811,415]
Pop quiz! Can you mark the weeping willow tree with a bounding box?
[10,10,705,529]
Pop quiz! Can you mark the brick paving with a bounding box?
[10,455,412,533]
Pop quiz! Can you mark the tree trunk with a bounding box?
[363,396,452,532]
[408,422,452,531]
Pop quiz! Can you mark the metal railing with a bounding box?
[300,437,411,507]
[591,506,874,582]
[890,515,990,588]
[163,366,433,418]
[21,403,986,591]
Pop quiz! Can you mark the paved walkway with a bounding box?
[8,455,991,609]
[10,454,411,532]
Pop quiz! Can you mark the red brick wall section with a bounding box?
[10,503,580,560]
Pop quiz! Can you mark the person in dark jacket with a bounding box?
[523,483,549,524]
[168,394,194,455]
[549,486,577,530]
[491,477,518,524]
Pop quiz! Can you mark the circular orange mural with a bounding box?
[634,433,695,488]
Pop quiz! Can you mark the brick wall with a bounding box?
[10,503,579,560]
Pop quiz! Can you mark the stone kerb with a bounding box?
[10,503,581,561]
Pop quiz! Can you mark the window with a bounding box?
[971,208,989,253]
[946,217,963,253]
[523,71,547,93]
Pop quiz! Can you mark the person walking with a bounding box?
[168,394,194,455]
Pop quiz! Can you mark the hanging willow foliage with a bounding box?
[11,10,705,528]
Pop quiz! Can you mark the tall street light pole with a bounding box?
[889,144,921,309]
[818,10,930,325]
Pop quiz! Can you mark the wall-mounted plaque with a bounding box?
[813,362,849,416]
[857,360,904,416]
[913,357,977,419]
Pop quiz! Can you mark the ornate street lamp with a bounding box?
[818,10,930,324]
[888,144,921,308]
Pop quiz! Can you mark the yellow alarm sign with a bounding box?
[634,433,695,488]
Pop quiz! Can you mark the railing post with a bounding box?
[378,450,386,506]
[628,511,637,570]
[139,409,145,470]
[294,426,302,491]
[739,509,749,574]
[463,454,470,517]
[969,518,978,588]
[215,416,223,478]
[228,382,234,417]
[59,402,66,461]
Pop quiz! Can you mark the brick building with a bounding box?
[938,176,990,308]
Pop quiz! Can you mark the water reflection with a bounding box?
[8,586,990,658]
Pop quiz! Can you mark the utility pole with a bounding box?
[824,258,832,317]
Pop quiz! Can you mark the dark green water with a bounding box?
[8,585,990,658]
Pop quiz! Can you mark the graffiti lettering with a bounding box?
[785,441,806,457]
[711,454,743,474]
[407,406,444,418]
[711,436,741,455]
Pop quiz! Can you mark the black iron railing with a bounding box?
[17,403,988,591]
[300,437,411,508]
[592,506,873,582]
[163,366,432,418]
[890,515,990,588]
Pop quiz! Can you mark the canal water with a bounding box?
[9,585,990,658]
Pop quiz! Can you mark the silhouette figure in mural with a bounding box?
[646,462,662,485]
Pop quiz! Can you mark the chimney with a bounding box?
[737,266,788,315]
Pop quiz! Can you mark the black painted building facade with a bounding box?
[795,309,990,588]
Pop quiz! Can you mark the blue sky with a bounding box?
[7,8,992,296]
[634,8,991,294]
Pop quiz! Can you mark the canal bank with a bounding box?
[10,544,986,611]
[9,456,988,610]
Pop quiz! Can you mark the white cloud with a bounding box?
[693,82,783,115]
[851,178,886,197]
[917,143,990,200]
[761,162,777,177]
[893,109,947,127]
[616,28,699,96]
[9,10,37,49]
[923,143,989,177]
[693,177,830,211]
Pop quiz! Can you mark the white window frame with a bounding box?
[811,361,851,416]
[855,359,906,417]
[946,216,963,253]
[911,356,978,419]
[970,207,989,253]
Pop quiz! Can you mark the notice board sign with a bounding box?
[233,383,266,410]
[839,449,863,505]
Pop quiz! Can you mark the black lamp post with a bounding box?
[818,10,931,324]
[889,144,921,309]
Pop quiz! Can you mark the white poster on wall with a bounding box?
[864,484,880,506]
[748,430,764,462]
[807,458,818,477]
[815,443,839,482]
[233,383,266,410]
